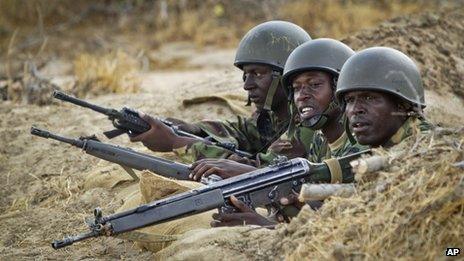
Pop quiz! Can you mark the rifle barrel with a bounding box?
[30,127,84,147]
[53,90,113,115]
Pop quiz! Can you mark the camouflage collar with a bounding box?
[328,131,348,152]
[383,117,432,148]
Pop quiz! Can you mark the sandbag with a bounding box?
[83,161,133,190]
[116,171,214,253]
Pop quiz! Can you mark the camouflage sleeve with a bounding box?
[306,132,328,163]
[173,141,233,163]
[194,115,264,153]
[305,132,369,183]
[255,127,314,167]
[171,116,260,163]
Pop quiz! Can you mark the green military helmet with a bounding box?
[282,38,354,88]
[282,38,355,130]
[234,21,311,71]
[336,47,425,108]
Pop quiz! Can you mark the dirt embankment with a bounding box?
[0,5,463,261]
[155,8,464,261]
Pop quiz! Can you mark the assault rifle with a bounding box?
[51,150,369,249]
[30,127,220,183]
[52,90,252,158]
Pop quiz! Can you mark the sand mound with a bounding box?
[343,7,464,99]
[158,127,463,260]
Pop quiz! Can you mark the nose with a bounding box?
[294,87,312,103]
[243,74,256,91]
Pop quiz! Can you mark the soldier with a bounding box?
[130,21,312,163]
[336,46,431,147]
[211,46,432,227]
[207,39,366,226]
[191,39,366,182]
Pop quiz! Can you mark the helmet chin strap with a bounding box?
[300,98,338,130]
[256,71,282,140]
[343,116,357,144]
[338,101,357,144]
[245,95,252,106]
[263,71,282,112]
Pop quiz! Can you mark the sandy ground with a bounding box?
[1,7,463,260]
[0,47,248,259]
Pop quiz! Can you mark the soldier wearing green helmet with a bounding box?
[130,21,312,166]
[336,47,432,148]
[205,38,366,227]
[281,38,367,165]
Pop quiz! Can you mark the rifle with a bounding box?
[51,150,369,249]
[52,90,252,158]
[30,127,220,183]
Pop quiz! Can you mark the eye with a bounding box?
[345,96,354,104]
[364,95,374,101]
[309,82,323,90]
[291,84,301,91]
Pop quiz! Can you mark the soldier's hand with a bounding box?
[279,191,304,209]
[211,196,276,227]
[189,159,257,181]
[273,191,305,222]
[130,112,196,152]
[227,154,257,165]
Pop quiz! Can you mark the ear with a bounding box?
[397,101,409,112]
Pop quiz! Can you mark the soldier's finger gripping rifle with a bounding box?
[52,91,252,158]
[30,127,220,184]
[51,150,370,249]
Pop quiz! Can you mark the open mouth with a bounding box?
[351,121,370,133]
[299,105,316,119]
[248,94,261,103]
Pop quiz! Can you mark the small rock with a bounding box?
[437,45,451,56]
[410,36,421,46]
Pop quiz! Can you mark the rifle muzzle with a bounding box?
[52,90,67,100]
[51,238,74,249]
[30,126,51,138]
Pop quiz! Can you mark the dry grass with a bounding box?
[0,0,452,56]
[278,128,464,259]
[281,0,440,39]
[72,50,141,96]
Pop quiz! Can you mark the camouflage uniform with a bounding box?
[174,113,290,163]
[307,129,368,163]
[254,125,314,166]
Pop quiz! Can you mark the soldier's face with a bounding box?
[344,91,405,147]
[242,64,277,111]
[291,71,333,121]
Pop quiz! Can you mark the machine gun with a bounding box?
[52,90,252,158]
[30,127,220,183]
[51,150,369,249]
